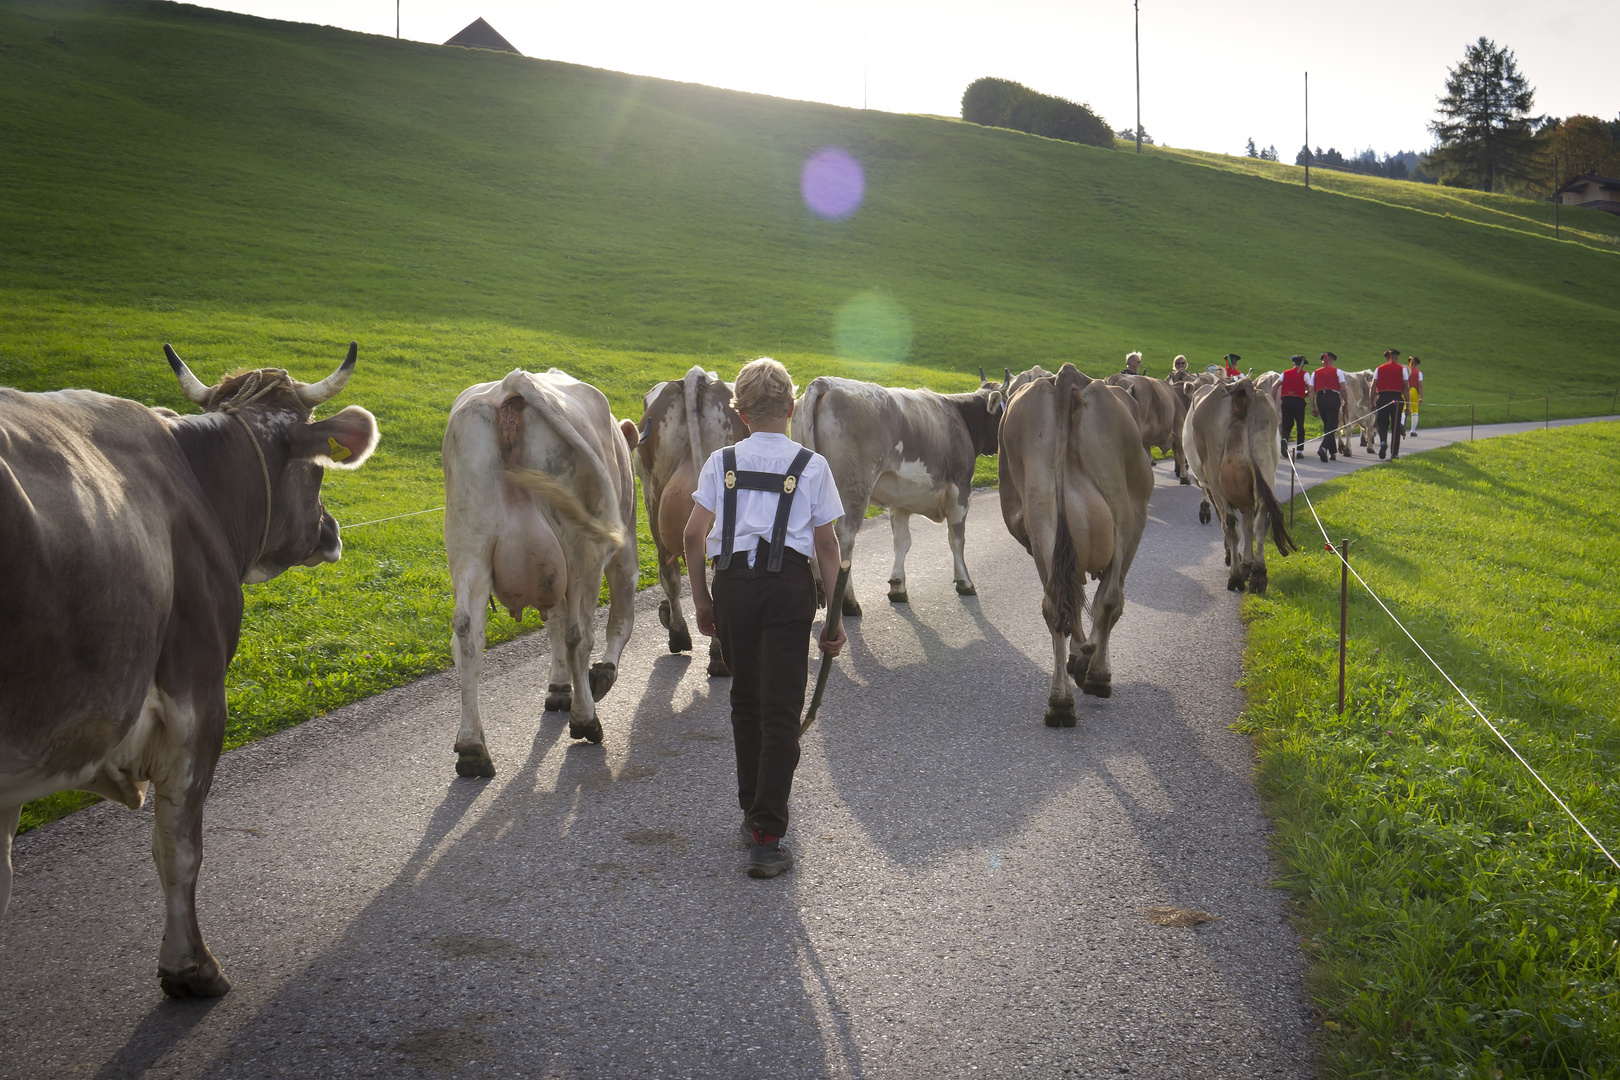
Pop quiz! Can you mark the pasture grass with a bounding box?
[1243,423,1620,1077]
[2,1,1616,830]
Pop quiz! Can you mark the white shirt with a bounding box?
[693,432,843,565]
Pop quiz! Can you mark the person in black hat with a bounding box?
[1278,355,1310,458]
[685,358,846,879]
[1223,354,1242,378]
[1312,352,1344,461]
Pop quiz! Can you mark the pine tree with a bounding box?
[1245,137,1258,159]
[1428,37,1539,192]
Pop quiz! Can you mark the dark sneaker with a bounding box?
[746,838,794,878]
[1378,445,1387,460]
[1317,446,1329,463]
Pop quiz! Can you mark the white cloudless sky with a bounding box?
[204,2,1616,158]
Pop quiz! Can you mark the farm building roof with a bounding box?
[444,18,520,54]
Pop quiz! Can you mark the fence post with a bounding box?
[1507,393,1512,423]
[1612,387,1617,415]
[1470,403,1475,442]
[1545,397,1549,430]
[1338,538,1351,716]
[1289,460,1296,530]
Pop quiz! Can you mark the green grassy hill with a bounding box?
[4,0,1618,825]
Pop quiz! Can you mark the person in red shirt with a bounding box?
[1278,355,1311,459]
[1223,353,1242,378]
[1312,352,1344,462]
[1372,348,1409,459]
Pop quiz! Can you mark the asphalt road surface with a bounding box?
[4,417,1606,1079]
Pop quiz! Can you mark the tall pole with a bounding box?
[1134,0,1142,154]
[1304,72,1310,189]
[1554,151,1561,238]
[1337,539,1350,715]
[396,0,400,38]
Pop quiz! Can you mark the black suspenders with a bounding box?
[717,445,814,572]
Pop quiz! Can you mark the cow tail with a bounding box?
[682,366,708,473]
[1046,364,1083,639]
[796,378,827,454]
[504,468,625,552]
[508,379,627,558]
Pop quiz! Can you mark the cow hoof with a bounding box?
[1249,570,1269,596]
[668,625,692,654]
[1198,504,1211,525]
[569,719,605,744]
[588,662,617,701]
[1081,678,1112,699]
[888,589,908,604]
[1179,476,1191,486]
[1044,701,1076,727]
[453,741,496,778]
[1227,573,1245,592]
[955,581,977,596]
[544,684,572,712]
[707,646,731,678]
[159,958,231,999]
[842,595,862,618]
[658,599,672,629]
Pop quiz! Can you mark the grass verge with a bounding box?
[1241,423,1620,1076]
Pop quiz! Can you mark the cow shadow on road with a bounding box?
[180,635,867,1080]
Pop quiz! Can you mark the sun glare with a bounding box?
[800,147,865,221]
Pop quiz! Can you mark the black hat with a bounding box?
[1291,354,1306,366]
[1224,353,1241,362]
[1321,351,1337,362]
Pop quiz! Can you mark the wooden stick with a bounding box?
[800,561,852,735]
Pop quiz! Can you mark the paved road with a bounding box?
[4,417,1606,1079]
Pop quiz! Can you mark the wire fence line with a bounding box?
[1281,453,1620,874]
[338,505,445,531]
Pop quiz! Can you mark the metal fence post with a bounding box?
[1507,393,1512,423]
[1338,539,1351,716]
[1471,403,1475,442]
[1545,397,1549,429]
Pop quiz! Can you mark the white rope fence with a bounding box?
[338,505,444,531]
[1281,453,1620,873]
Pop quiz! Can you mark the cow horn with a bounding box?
[979,365,987,383]
[165,344,212,405]
[1004,367,1012,388]
[297,342,358,407]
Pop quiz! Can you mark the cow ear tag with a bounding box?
[327,437,353,461]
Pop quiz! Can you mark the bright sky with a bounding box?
[209,1,1617,157]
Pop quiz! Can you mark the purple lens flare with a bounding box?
[801,147,865,221]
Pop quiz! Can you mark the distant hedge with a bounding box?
[961,77,1113,150]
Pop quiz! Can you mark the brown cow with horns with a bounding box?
[0,343,379,997]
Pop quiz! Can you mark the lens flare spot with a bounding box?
[801,147,865,221]
[834,292,912,366]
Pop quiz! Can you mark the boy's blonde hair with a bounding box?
[731,357,797,422]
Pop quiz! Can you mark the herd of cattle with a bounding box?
[1,343,1320,998]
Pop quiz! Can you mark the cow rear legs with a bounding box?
[1045,627,1077,727]
[947,500,977,596]
[1076,565,1125,698]
[887,510,913,603]
[0,803,19,922]
[451,559,497,778]
[562,564,606,744]
[152,736,229,997]
[656,553,693,655]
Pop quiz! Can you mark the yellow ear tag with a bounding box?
[327,437,353,461]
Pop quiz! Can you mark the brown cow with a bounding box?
[635,367,742,676]
[1106,372,1190,484]
[999,364,1153,723]
[1181,378,1297,594]
[1,343,379,996]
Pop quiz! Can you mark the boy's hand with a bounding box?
[819,625,846,656]
[694,596,717,639]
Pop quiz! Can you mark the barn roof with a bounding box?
[444,18,520,55]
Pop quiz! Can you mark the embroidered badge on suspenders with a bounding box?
[717,445,814,572]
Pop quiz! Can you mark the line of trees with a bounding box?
[1292,146,1429,182]
[960,78,1114,150]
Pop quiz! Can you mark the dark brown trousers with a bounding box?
[712,542,815,839]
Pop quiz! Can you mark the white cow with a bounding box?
[443,369,638,772]
[793,376,1003,613]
